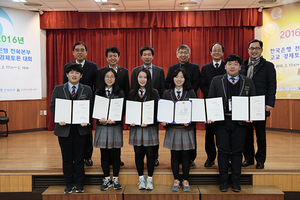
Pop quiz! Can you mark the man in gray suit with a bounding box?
[51,63,94,194]
[131,46,166,166]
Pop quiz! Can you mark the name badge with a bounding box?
[228,99,232,111]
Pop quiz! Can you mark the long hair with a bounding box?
[129,68,155,100]
[95,68,120,96]
[169,68,192,91]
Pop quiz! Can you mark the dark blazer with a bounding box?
[208,74,256,123]
[96,65,130,98]
[50,83,94,137]
[166,62,201,94]
[200,61,226,98]
[131,65,165,98]
[240,57,276,117]
[63,60,98,91]
[162,88,197,131]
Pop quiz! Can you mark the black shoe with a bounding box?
[154,159,159,167]
[204,159,215,167]
[242,160,254,167]
[219,181,229,192]
[85,159,93,166]
[190,160,195,167]
[256,162,264,169]
[120,161,124,166]
[64,183,74,194]
[74,184,84,193]
[231,181,241,192]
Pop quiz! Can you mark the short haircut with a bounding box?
[106,46,120,57]
[210,42,225,52]
[72,41,87,51]
[248,39,263,48]
[224,54,242,65]
[140,46,155,56]
[65,63,83,74]
[176,44,191,54]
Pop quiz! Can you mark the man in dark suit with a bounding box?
[131,46,166,166]
[200,43,226,168]
[51,63,94,194]
[208,54,256,192]
[63,41,97,166]
[95,46,130,98]
[240,39,276,169]
[166,44,201,166]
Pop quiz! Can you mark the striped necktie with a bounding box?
[71,86,76,99]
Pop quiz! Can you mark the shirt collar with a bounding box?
[105,86,113,93]
[143,64,152,69]
[68,82,79,92]
[76,59,85,67]
[174,87,183,93]
[109,65,118,72]
[213,60,222,68]
[227,74,239,83]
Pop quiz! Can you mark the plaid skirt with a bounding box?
[163,127,195,150]
[94,125,123,149]
[129,126,159,146]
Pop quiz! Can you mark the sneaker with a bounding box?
[138,176,146,190]
[146,177,153,190]
[64,183,74,194]
[100,178,113,191]
[231,181,241,192]
[74,184,84,193]
[220,181,229,192]
[182,180,191,192]
[113,178,122,190]
[172,179,180,191]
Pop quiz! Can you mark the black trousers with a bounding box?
[84,132,93,160]
[204,123,216,161]
[215,117,247,183]
[171,150,190,180]
[134,145,156,176]
[243,120,266,163]
[100,148,121,177]
[58,126,88,184]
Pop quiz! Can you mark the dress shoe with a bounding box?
[219,181,229,192]
[241,160,254,167]
[231,181,241,192]
[154,159,159,166]
[85,159,93,166]
[190,160,195,167]
[204,159,215,167]
[120,161,124,166]
[256,162,264,169]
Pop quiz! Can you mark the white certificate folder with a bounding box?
[125,100,154,125]
[205,97,224,122]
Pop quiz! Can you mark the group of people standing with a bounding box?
[50,39,276,194]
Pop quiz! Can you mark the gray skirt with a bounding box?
[94,125,123,149]
[129,126,159,146]
[163,127,195,150]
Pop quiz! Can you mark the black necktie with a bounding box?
[176,91,181,100]
[231,77,235,83]
[71,86,76,99]
[215,63,219,69]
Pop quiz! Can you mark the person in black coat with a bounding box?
[240,39,277,169]
[200,42,226,168]
[63,41,97,167]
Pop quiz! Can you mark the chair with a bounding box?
[0,110,9,137]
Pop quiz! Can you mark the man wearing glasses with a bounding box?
[240,39,277,169]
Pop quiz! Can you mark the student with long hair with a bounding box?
[94,68,125,191]
[128,68,160,190]
[161,68,197,192]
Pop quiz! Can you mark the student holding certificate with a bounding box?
[128,68,160,190]
[94,68,125,191]
[50,63,93,194]
[161,68,197,192]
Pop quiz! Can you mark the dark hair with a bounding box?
[140,46,154,56]
[72,41,87,51]
[129,68,155,100]
[169,68,192,91]
[176,44,190,54]
[65,63,83,74]
[106,46,120,57]
[210,42,225,52]
[248,39,263,48]
[224,54,242,65]
[95,68,120,96]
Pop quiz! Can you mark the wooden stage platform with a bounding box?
[0,129,300,195]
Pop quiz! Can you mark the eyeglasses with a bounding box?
[74,48,86,53]
[105,76,115,79]
[177,51,189,55]
[248,47,261,51]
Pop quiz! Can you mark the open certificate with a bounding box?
[174,101,192,124]
[190,98,206,122]
[157,99,174,123]
[250,95,265,121]
[125,100,154,125]
[93,95,109,120]
[93,95,124,121]
[232,96,249,121]
[72,100,90,124]
[54,98,72,124]
[205,97,224,121]
[108,98,124,121]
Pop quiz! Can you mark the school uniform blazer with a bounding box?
[63,60,98,91]
[50,83,94,137]
[208,74,256,124]
[131,65,166,98]
[200,61,226,98]
[162,88,197,131]
[95,65,130,98]
[165,62,201,93]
